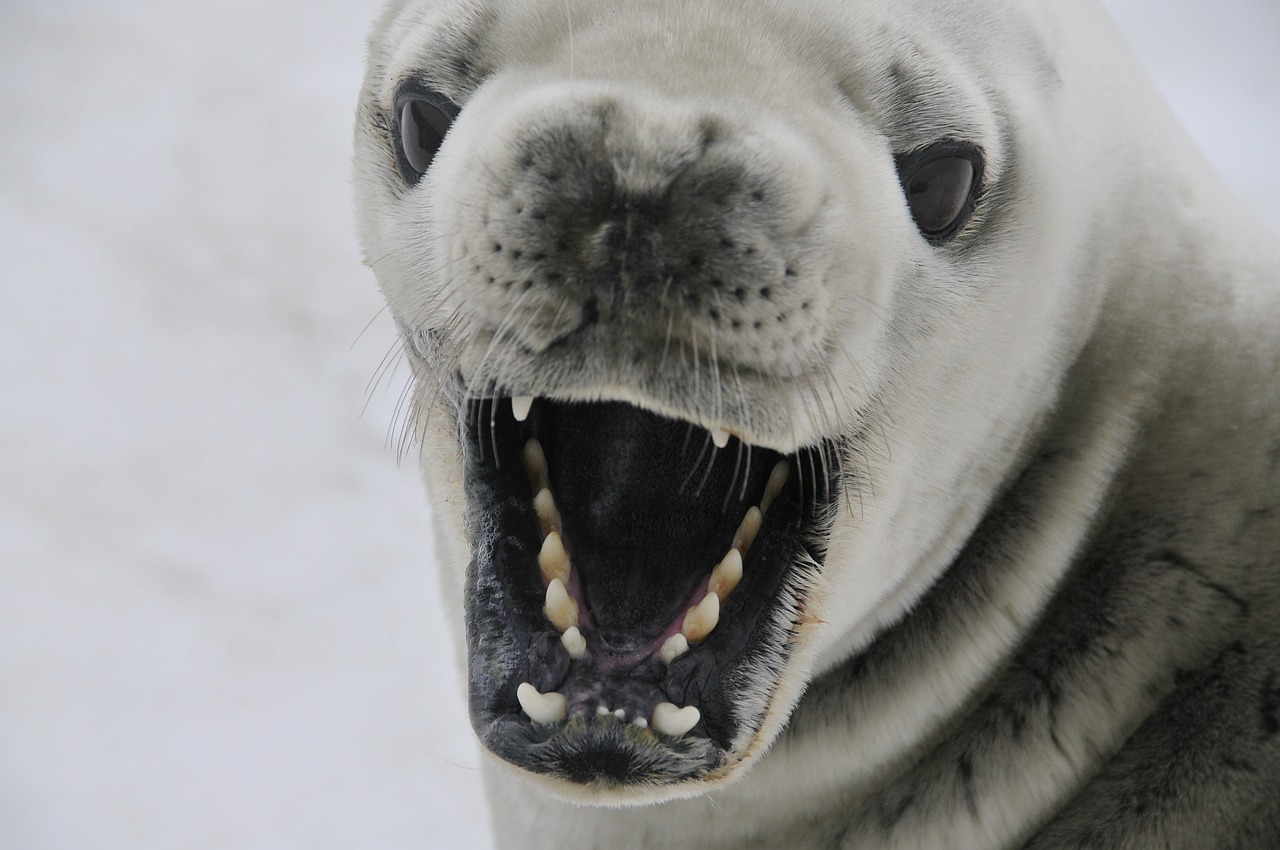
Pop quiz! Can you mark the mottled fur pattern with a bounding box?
[353,0,1280,846]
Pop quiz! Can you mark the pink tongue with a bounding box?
[589,574,713,672]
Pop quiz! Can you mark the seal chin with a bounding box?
[459,394,838,795]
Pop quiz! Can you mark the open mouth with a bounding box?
[460,394,838,791]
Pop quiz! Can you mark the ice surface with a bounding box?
[0,1,1275,848]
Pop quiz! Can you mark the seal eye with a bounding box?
[393,88,459,185]
[896,142,983,244]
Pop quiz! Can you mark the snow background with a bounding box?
[0,1,1275,848]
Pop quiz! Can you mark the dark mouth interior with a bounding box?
[462,395,836,785]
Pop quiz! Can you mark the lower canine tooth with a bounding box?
[524,439,548,494]
[534,488,562,537]
[732,507,763,555]
[760,460,790,515]
[659,633,689,664]
[545,578,579,632]
[512,396,534,422]
[538,531,571,585]
[652,702,700,737]
[681,592,720,643]
[561,626,587,659]
[517,683,567,724]
[709,549,743,600]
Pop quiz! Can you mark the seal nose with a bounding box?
[448,85,828,365]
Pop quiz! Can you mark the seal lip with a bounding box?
[458,394,838,789]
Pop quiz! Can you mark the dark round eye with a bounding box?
[393,87,460,185]
[896,142,983,244]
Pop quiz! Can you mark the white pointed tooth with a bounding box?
[681,592,720,644]
[597,705,611,717]
[544,578,579,632]
[523,438,548,494]
[533,488,562,537]
[760,460,790,515]
[560,626,587,659]
[633,717,648,729]
[517,683,567,724]
[538,531,571,585]
[614,708,626,720]
[710,427,730,449]
[732,507,763,555]
[511,395,534,422]
[659,632,689,664]
[709,549,743,600]
[652,702,701,737]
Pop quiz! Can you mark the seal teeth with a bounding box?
[517,683,567,724]
[760,459,790,516]
[659,632,689,664]
[545,578,579,632]
[681,591,720,644]
[511,395,534,422]
[710,427,730,449]
[708,549,743,600]
[731,506,763,555]
[523,438,548,494]
[533,488,562,537]
[560,626,587,659]
[652,702,700,737]
[538,531,571,585]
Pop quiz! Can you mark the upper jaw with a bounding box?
[456,391,841,797]
[409,322,866,456]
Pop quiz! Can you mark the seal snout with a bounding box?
[447,86,831,369]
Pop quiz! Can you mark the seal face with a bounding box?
[353,0,1040,802]
[356,0,1280,843]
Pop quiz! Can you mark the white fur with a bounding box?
[355,0,1280,846]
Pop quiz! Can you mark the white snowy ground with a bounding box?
[0,2,1275,849]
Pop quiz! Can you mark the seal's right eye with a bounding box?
[392,87,459,185]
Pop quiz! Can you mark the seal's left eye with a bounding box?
[393,89,459,185]
[896,141,983,245]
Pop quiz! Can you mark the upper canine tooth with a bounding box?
[709,549,743,600]
[652,702,700,737]
[512,396,534,422]
[681,592,720,643]
[534,488,562,537]
[732,507,763,555]
[659,632,689,664]
[538,531,571,585]
[523,438,548,494]
[561,626,587,659]
[517,683,567,724]
[760,460,790,515]
[544,578,579,632]
[710,428,730,449]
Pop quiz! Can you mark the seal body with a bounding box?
[353,0,1280,846]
